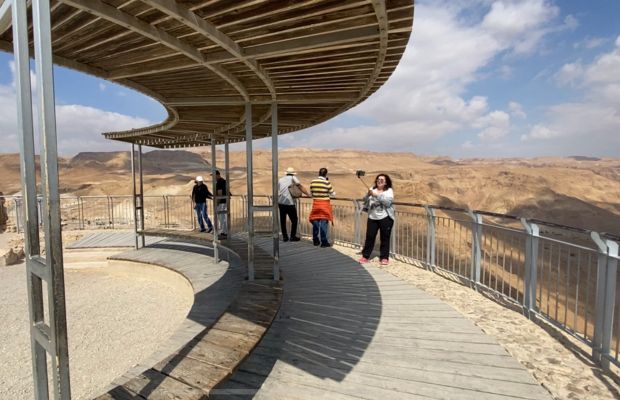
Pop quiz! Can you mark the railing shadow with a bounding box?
[213,239,382,398]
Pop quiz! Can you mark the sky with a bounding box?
[0,0,619,158]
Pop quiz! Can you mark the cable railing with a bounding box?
[1,194,618,371]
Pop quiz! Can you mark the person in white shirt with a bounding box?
[358,174,395,265]
[277,167,310,242]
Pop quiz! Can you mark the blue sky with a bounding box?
[1,0,619,157]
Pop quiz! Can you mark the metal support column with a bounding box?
[211,137,219,263]
[131,144,138,249]
[424,206,436,270]
[245,103,255,280]
[468,211,482,289]
[271,102,280,281]
[13,0,72,397]
[521,219,540,316]
[138,144,145,247]
[592,232,619,368]
[225,137,231,234]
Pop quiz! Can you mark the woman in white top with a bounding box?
[359,174,395,265]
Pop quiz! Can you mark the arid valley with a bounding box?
[1,148,620,236]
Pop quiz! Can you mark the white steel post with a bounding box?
[211,137,219,263]
[138,144,145,247]
[245,103,255,280]
[521,219,540,316]
[424,206,436,270]
[271,102,280,281]
[591,232,619,368]
[468,211,482,289]
[225,137,231,234]
[131,144,138,249]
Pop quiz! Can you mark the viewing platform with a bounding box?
[68,231,553,399]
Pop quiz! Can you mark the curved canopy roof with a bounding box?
[1,0,414,147]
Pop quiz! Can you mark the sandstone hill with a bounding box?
[1,149,619,236]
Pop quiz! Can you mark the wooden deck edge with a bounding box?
[93,282,283,400]
[93,232,283,399]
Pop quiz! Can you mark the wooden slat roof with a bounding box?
[0,0,414,148]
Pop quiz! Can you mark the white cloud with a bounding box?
[525,34,620,154]
[99,83,106,91]
[553,62,584,87]
[0,64,152,155]
[480,0,560,54]
[462,140,475,149]
[476,110,511,141]
[509,101,526,118]
[574,37,607,50]
[284,0,561,155]
[521,124,558,140]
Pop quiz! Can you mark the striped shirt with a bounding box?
[310,177,333,199]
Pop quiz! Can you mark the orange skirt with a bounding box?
[309,199,333,222]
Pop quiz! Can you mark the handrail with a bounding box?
[1,193,618,372]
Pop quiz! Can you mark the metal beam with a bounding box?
[271,102,279,282]
[32,0,72,396]
[245,102,254,281]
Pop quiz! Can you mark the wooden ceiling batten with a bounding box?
[0,1,413,147]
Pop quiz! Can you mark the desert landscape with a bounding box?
[1,148,619,236]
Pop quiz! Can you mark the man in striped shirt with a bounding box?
[309,167,336,247]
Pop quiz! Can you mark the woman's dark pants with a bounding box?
[362,216,394,260]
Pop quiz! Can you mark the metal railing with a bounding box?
[295,197,620,371]
[2,194,618,371]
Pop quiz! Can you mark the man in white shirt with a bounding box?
[277,167,310,241]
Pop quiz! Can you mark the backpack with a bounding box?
[288,182,303,198]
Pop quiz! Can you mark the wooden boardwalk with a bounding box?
[213,238,553,400]
[69,231,283,399]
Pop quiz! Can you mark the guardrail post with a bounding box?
[14,197,22,233]
[591,232,619,368]
[424,206,435,270]
[353,200,363,247]
[468,211,482,289]
[521,219,540,316]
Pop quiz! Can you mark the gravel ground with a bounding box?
[0,262,193,399]
[336,246,620,400]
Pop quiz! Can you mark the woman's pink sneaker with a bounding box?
[358,257,369,264]
[380,259,389,266]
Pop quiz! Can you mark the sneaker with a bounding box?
[207,227,213,234]
[290,236,301,242]
[200,229,207,232]
[320,242,331,248]
[380,259,389,266]
[282,237,289,242]
[313,240,320,246]
[358,257,369,264]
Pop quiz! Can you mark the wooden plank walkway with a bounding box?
[213,238,553,400]
[76,231,283,399]
[66,231,164,249]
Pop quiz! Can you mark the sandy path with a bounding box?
[0,262,193,399]
[335,246,620,400]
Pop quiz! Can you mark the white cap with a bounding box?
[286,167,296,175]
[195,176,204,182]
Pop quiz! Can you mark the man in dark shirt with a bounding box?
[191,176,213,233]
[214,170,228,239]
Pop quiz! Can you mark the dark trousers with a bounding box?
[362,216,394,260]
[278,203,298,239]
